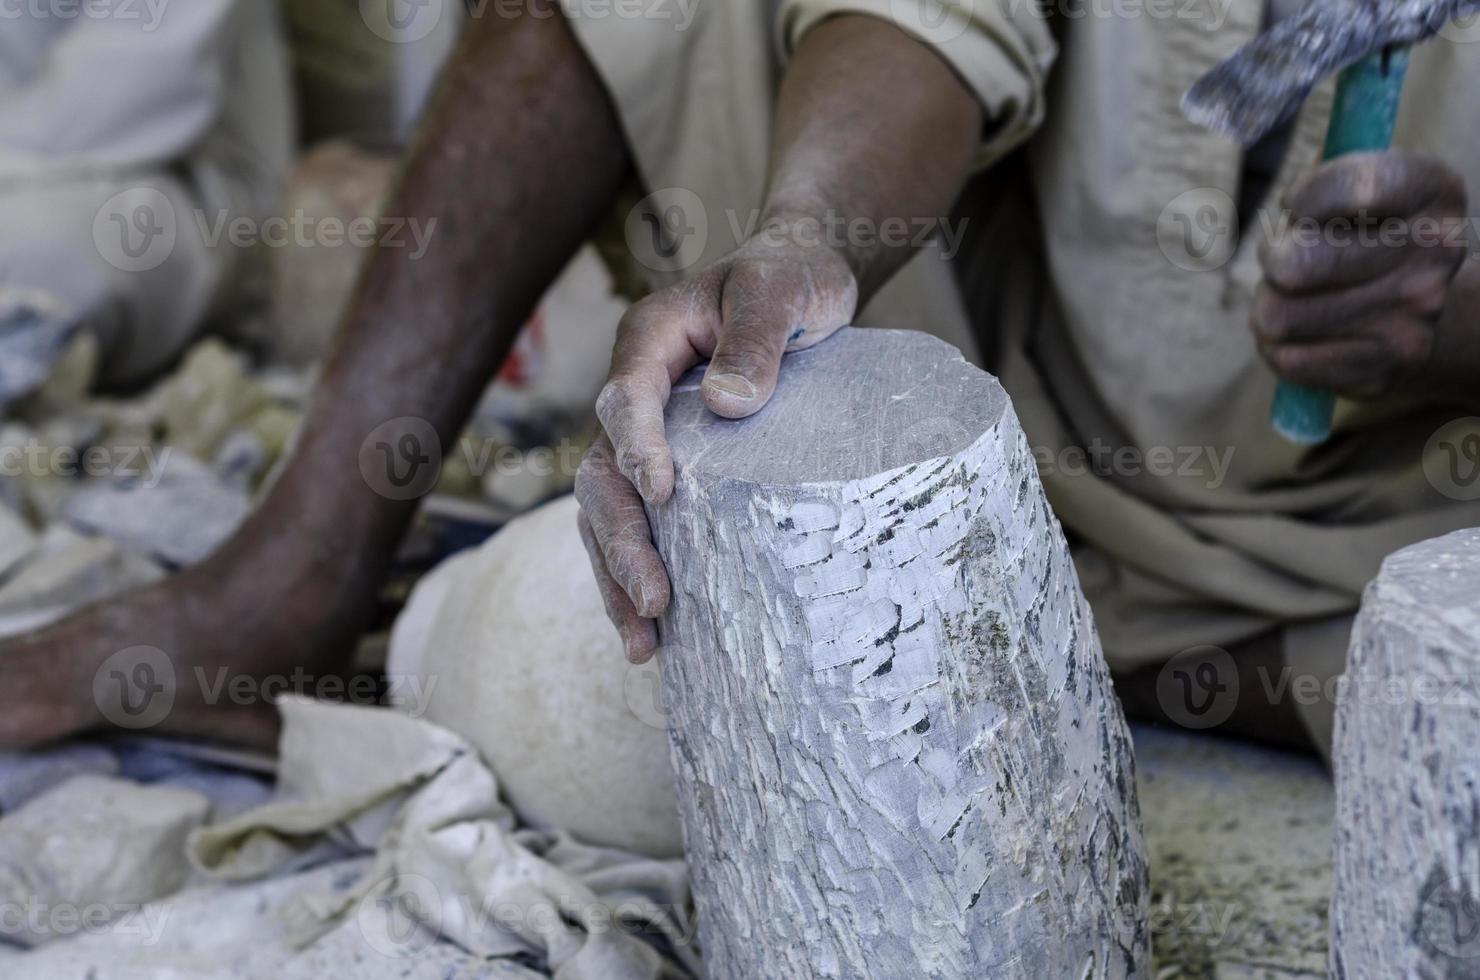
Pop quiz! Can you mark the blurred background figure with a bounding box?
[0,0,294,408]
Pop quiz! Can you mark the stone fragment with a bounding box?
[0,290,78,413]
[0,525,163,637]
[0,500,36,580]
[0,774,210,947]
[60,454,250,568]
[158,340,272,461]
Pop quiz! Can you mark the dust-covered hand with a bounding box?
[574,13,983,661]
[1252,150,1470,399]
[576,226,858,663]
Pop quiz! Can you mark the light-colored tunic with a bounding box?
[0,0,293,387]
[565,0,1480,672]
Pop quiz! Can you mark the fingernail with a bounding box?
[624,639,645,664]
[705,373,756,400]
[636,465,656,500]
[632,580,649,614]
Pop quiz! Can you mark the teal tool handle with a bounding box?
[1270,47,1411,444]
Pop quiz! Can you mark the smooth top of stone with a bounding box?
[1366,527,1480,637]
[666,328,1008,486]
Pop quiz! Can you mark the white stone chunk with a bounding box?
[0,774,209,947]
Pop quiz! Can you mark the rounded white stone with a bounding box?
[387,494,683,858]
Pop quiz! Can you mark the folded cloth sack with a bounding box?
[190,698,700,980]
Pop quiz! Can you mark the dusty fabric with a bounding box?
[0,726,1342,977]
[569,0,1480,672]
[0,857,551,980]
[190,698,699,979]
[0,0,293,390]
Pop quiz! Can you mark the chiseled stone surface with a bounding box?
[1330,528,1480,979]
[649,328,1148,979]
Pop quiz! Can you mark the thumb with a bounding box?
[701,261,853,419]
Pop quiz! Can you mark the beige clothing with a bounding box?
[567,0,983,363]
[566,0,1480,672]
[0,0,294,386]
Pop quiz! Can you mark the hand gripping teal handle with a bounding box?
[1270,47,1411,444]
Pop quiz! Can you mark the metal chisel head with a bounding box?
[1182,0,1478,144]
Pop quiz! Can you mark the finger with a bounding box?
[1283,151,1468,225]
[702,259,855,418]
[1260,336,1399,399]
[574,436,672,620]
[598,289,717,505]
[1250,267,1451,345]
[578,510,658,663]
[1266,153,1470,295]
[1258,218,1444,295]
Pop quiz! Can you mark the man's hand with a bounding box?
[1253,150,1469,399]
[576,227,857,663]
[574,13,983,662]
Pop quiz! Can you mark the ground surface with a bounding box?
[0,724,1335,977]
[1135,724,1333,977]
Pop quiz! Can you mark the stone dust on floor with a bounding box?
[1134,724,1333,978]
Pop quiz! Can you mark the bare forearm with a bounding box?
[316,5,631,442]
[762,15,983,299]
[270,3,630,553]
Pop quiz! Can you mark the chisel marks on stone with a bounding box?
[649,329,1148,979]
[1331,529,1480,979]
